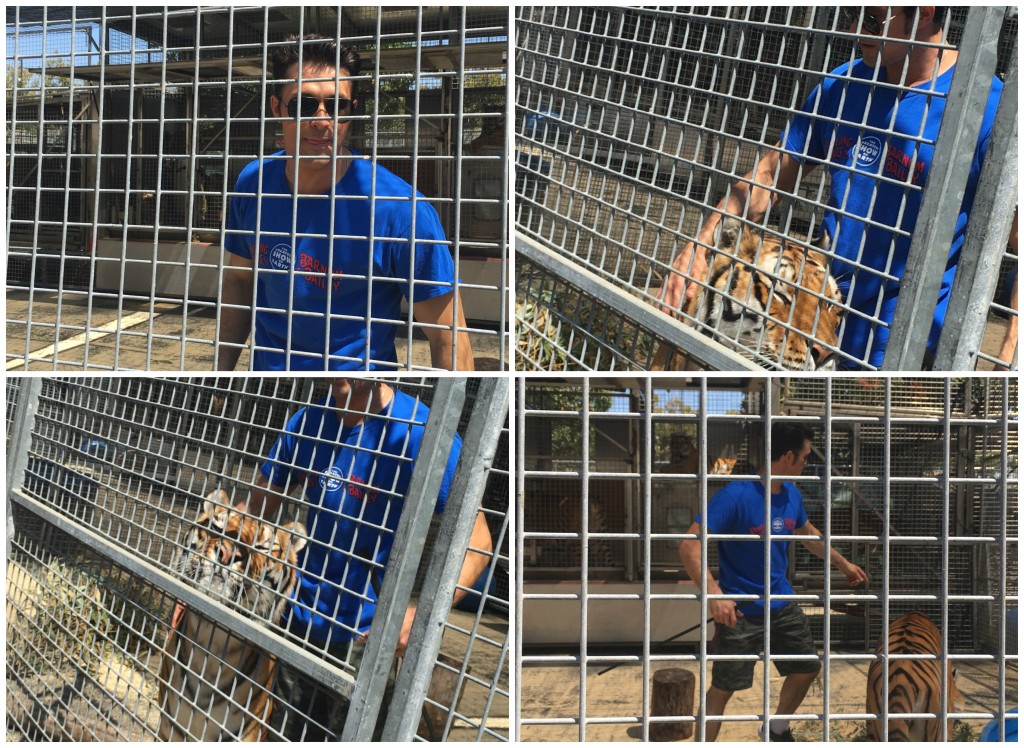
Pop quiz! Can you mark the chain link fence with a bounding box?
[7,6,509,371]
[7,376,509,741]
[516,376,1017,741]
[515,7,1018,372]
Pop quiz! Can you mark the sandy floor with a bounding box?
[519,655,1017,742]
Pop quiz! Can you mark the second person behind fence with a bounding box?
[243,378,492,739]
[217,33,474,372]
[660,7,1017,370]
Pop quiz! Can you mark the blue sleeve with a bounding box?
[793,485,809,529]
[434,432,463,514]
[396,198,456,304]
[781,82,828,164]
[698,484,737,535]
[224,171,254,259]
[259,412,302,489]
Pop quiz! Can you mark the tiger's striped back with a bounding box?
[866,611,961,741]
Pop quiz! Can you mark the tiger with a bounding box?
[654,216,843,371]
[866,611,963,741]
[158,489,307,741]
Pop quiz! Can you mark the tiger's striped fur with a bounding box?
[866,611,962,741]
[158,490,306,741]
[656,216,842,371]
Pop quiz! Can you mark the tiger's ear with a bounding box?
[811,228,831,252]
[203,489,232,517]
[715,215,743,250]
[278,522,308,557]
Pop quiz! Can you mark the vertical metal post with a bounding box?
[883,6,1004,370]
[341,378,467,741]
[6,378,43,557]
[933,50,1017,370]
[382,377,509,741]
[514,375,525,742]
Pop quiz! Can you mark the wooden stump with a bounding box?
[650,668,695,741]
[417,653,470,740]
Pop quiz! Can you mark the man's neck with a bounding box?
[337,384,394,428]
[887,38,957,89]
[285,149,352,195]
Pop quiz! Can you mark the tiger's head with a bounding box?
[176,489,307,624]
[689,217,843,371]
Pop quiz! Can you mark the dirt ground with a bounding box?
[6,290,507,371]
[519,656,1017,742]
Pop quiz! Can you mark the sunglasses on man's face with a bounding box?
[839,7,902,36]
[285,95,354,119]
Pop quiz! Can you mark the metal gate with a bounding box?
[6,6,509,371]
[7,376,510,741]
[515,7,1018,372]
[516,376,1017,741]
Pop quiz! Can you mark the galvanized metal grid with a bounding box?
[516,376,1018,741]
[6,376,509,741]
[515,7,1018,372]
[6,6,509,372]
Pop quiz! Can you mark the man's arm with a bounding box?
[395,511,493,656]
[412,290,475,371]
[238,471,288,524]
[678,520,740,627]
[795,520,868,586]
[660,143,806,311]
[216,251,256,371]
[997,209,1018,369]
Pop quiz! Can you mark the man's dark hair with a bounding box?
[271,33,362,97]
[770,422,814,462]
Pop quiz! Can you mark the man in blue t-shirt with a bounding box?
[661,7,1017,369]
[216,33,474,372]
[244,378,492,739]
[679,423,867,741]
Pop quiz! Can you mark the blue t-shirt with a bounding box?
[259,389,462,643]
[696,481,808,617]
[782,60,1002,367]
[225,152,457,371]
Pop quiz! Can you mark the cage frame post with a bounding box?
[6,378,43,557]
[933,48,1018,370]
[382,376,510,741]
[883,6,1005,370]
[341,377,468,741]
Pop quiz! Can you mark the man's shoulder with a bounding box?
[235,153,288,192]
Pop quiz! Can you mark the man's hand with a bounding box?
[709,598,742,628]
[659,241,708,315]
[359,603,418,658]
[396,603,418,657]
[838,559,868,587]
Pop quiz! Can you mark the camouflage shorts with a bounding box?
[712,603,821,692]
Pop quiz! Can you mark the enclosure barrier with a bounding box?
[6,376,509,741]
[6,6,509,371]
[515,7,1018,372]
[516,376,1017,741]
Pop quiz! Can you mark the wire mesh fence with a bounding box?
[6,6,509,372]
[7,375,510,741]
[516,376,1017,741]
[515,6,1018,372]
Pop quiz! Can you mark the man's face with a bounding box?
[780,440,812,478]
[844,7,915,72]
[270,62,356,164]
